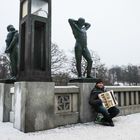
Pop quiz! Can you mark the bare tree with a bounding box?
[52,72,70,86]
[0,54,11,79]
[70,56,87,77]
[51,43,71,85]
[70,50,107,79]
[51,43,68,75]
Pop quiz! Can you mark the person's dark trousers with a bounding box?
[108,106,120,118]
[97,106,120,121]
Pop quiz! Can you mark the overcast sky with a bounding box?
[0,0,140,67]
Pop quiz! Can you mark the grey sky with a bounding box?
[0,0,140,67]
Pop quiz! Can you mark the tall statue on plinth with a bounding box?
[68,18,93,78]
[5,25,18,80]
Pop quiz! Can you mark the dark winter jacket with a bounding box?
[89,86,106,109]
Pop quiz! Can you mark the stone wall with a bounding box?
[1,82,140,133]
[14,82,55,132]
[13,83,80,132]
[68,83,96,122]
[0,83,13,122]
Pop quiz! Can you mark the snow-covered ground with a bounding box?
[0,113,140,140]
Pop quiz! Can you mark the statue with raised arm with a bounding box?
[68,17,93,78]
[5,25,18,80]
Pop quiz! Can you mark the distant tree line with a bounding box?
[108,65,140,85]
[0,43,140,86]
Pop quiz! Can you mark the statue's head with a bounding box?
[7,25,15,32]
[78,17,85,27]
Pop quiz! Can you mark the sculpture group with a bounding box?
[4,18,93,80]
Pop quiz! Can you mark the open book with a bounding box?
[98,90,118,109]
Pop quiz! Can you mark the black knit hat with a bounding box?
[96,79,103,85]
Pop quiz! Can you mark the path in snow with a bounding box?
[0,113,140,140]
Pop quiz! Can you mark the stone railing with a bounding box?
[1,83,140,132]
[6,85,140,123]
[54,86,79,126]
[106,86,140,115]
[54,85,140,120]
[54,86,79,114]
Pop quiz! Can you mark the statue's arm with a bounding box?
[5,34,12,49]
[84,22,91,30]
[68,18,81,32]
[5,32,18,53]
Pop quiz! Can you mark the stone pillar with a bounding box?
[14,82,55,133]
[126,91,129,106]
[10,87,15,123]
[131,92,135,105]
[120,92,125,106]
[135,91,139,105]
[69,80,97,123]
[0,83,13,122]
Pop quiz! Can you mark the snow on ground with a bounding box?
[0,113,140,140]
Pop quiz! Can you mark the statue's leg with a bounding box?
[82,47,93,78]
[75,44,82,77]
[10,54,15,77]
[10,49,17,77]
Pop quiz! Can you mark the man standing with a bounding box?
[5,25,18,79]
[68,18,93,78]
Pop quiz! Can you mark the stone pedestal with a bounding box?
[14,82,55,133]
[69,80,97,123]
[0,83,13,122]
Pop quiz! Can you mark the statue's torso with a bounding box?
[75,28,87,47]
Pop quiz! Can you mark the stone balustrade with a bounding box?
[54,86,79,114]
[54,85,140,118]
[54,86,79,126]
[106,86,140,115]
[1,83,140,132]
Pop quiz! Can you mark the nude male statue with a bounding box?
[68,18,93,78]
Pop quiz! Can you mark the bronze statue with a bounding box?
[5,25,18,79]
[68,17,93,78]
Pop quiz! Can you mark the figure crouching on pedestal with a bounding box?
[5,25,18,80]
